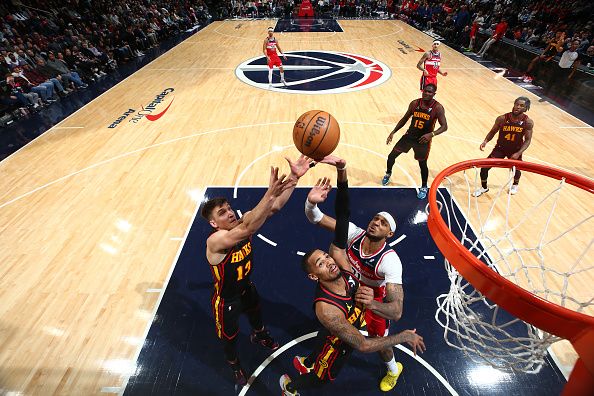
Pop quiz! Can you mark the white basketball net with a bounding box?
[433,165,594,373]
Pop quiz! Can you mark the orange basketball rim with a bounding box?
[427,158,594,395]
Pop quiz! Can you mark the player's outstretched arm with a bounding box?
[387,101,415,144]
[316,303,426,355]
[327,160,351,271]
[355,283,404,321]
[480,115,505,151]
[270,154,313,215]
[208,167,295,253]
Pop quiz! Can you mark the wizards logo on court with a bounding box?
[235,51,391,94]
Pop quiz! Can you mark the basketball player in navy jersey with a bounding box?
[280,157,425,395]
[473,97,534,196]
[382,83,448,199]
[263,27,287,88]
[417,40,448,90]
[301,156,407,391]
[201,155,312,386]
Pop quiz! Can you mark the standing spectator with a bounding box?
[467,12,484,52]
[544,40,580,97]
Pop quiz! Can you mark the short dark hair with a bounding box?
[200,197,228,221]
[301,249,318,273]
[515,96,531,111]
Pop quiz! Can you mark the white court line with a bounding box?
[237,209,243,218]
[101,387,121,393]
[145,289,162,293]
[238,331,458,396]
[424,255,435,260]
[257,233,277,247]
[52,126,85,129]
[296,251,306,256]
[116,199,202,396]
[390,234,407,246]
[2,121,591,211]
[559,126,593,129]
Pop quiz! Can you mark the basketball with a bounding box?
[292,110,340,160]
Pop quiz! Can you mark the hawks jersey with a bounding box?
[406,99,439,139]
[495,113,528,152]
[266,37,279,57]
[424,51,441,77]
[346,223,403,298]
[209,237,253,299]
[314,270,366,333]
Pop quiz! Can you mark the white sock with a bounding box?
[385,357,399,374]
[280,72,285,81]
[268,69,273,84]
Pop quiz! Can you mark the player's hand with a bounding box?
[479,141,487,151]
[286,154,314,179]
[267,166,295,197]
[442,71,448,77]
[423,69,429,76]
[418,133,433,143]
[399,329,426,355]
[386,133,394,145]
[510,152,521,160]
[319,155,346,169]
[307,177,331,204]
[354,285,375,307]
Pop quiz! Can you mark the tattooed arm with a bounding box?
[315,301,425,355]
[355,283,403,321]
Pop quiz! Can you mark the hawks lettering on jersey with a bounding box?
[406,99,438,139]
[210,238,253,298]
[496,113,528,152]
[424,51,441,77]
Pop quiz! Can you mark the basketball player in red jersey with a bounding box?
[263,26,287,88]
[201,155,312,386]
[280,158,425,396]
[417,40,447,91]
[473,97,534,197]
[382,83,448,199]
[299,155,406,392]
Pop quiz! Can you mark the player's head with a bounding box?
[432,40,441,51]
[267,27,274,36]
[512,97,531,114]
[421,83,437,101]
[366,212,395,242]
[200,197,238,230]
[301,249,342,282]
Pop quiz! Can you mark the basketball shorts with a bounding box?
[394,134,431,160]
[489,146,522,160]
[211,281,260,340]
[312,335,353,381]
[365,301,390,337]
[268,55,282,68]
[420,75,437,90]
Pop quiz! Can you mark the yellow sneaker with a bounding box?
[379,362,403,392]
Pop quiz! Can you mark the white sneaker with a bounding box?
[510,184,519,195]
[268,83,272,89]
[472,187,489,197]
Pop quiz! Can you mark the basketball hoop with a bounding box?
[427,159,594,395]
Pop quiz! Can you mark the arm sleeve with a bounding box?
[376,251,403,284]
[332,181,350,249]
[347,222,362,244]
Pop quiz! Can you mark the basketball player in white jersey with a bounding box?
[301,156,406,392]
[263,27,287,88]
[417,40,448,90]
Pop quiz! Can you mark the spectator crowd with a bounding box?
[0,0,213,121]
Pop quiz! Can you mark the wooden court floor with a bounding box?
[0,19,592,394]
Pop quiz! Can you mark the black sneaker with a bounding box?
[250,329,279,351]
[233,366,247,386]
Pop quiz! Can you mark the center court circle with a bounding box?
[235,50,392,94]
